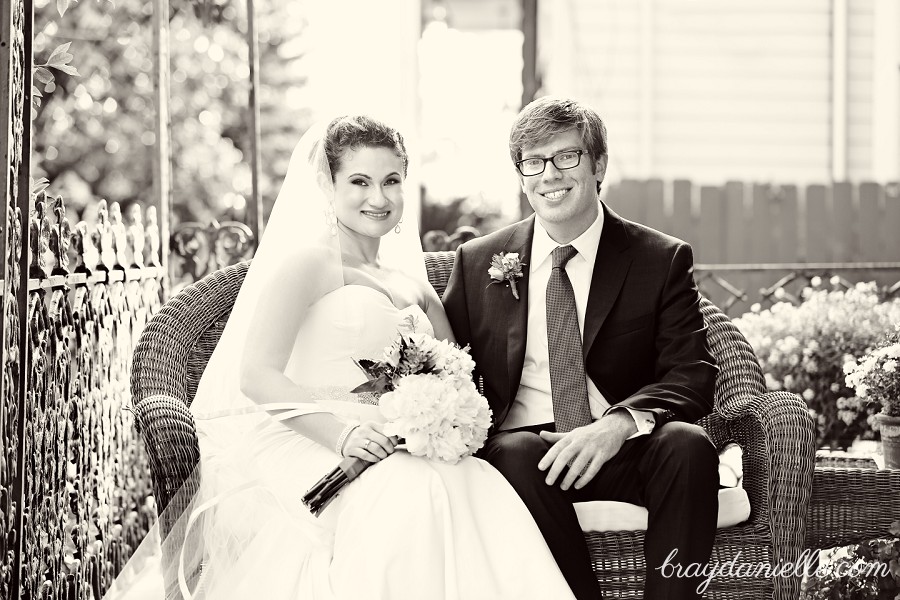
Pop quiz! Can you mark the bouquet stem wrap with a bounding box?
[301,456,372,516]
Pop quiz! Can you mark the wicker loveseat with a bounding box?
[131,252,816,599]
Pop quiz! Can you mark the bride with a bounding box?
[107,115,577,600]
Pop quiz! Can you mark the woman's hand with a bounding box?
[342,421,399,462]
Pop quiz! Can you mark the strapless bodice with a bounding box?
[283,285,433,389]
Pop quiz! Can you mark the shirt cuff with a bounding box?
[606,406,656,440]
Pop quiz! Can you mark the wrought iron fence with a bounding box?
[2,0,260,592]
[11,193,163,599]
[2,0,31,597]
[170,220,255,290]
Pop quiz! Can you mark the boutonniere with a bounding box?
[488,252,526,300]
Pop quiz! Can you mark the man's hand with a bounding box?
[538,410,637,491]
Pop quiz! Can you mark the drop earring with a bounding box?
[325,203,338,236]
[395,218,402,234]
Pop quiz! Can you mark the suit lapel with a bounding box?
[500,217,535,406]
[582,205,632,358]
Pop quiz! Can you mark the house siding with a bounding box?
[537,0,884,184]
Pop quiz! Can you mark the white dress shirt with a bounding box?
[499,205,656,438]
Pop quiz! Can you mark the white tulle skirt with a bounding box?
[106,419,575,600]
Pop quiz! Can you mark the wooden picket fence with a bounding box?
[603,180,900,315]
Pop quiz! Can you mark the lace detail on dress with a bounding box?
[292,385,377,405]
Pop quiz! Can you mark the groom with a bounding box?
[442,96,720,600]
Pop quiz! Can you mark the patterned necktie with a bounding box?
[546,245,592,432]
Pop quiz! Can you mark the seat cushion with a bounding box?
[574,487,751,532]
[574,444,750,532]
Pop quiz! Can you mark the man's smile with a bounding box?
[540,188,572,201]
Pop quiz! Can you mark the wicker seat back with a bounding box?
[131,252,815,600]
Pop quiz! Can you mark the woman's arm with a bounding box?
[421,279,456,343]
[239,248,392,459]
[240,247,335,404]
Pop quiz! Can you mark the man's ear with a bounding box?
[595,154,609,184]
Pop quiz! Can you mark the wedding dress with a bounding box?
[108,118,576,600]
[169,284,575,600]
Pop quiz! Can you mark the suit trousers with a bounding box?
[481,421,719,600]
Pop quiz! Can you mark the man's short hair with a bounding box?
[508,96,608,165]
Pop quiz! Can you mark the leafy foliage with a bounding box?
[31,0,310,228]
[32,40,80,116]
[734,282,900,449]
[846,329,900,417]
[802,521,900,600]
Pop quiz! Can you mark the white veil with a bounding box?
[192,115,428,421]
[106,116,430,599]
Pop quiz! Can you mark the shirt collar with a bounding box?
[531,203,605,271]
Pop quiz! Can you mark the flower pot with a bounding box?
[876,413,900,469]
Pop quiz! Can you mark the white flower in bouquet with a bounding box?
[305,327,491,518]
[379,373,492,464]
[427,339,476,380]
[381,340,402,368]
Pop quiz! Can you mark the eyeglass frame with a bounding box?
[514,149,586,177]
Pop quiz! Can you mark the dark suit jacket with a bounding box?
[441,203,717,431]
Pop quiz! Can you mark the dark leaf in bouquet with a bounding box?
[350,375,391,395]
[354,358,380,377]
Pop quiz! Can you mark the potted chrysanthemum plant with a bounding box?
[845,327,900,469]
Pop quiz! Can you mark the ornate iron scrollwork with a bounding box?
[15,194,162,598]
[171,219,255,285]
[2,0,28,596]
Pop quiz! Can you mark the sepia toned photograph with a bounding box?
[1,0,899,598]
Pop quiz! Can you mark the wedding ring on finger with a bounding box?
[366,440,374,453]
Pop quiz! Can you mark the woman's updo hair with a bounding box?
[324,115,409,181]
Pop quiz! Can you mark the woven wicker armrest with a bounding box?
[132,394,204,600]
[132,394,201,522]
[131,262,249,401]
[724,391,815,562]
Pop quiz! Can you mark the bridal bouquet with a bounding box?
[301,321,492,516]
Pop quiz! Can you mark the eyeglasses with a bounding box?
[515,149,585,176]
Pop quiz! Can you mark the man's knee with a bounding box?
[650,421,718,472]
[481,431,548,486]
